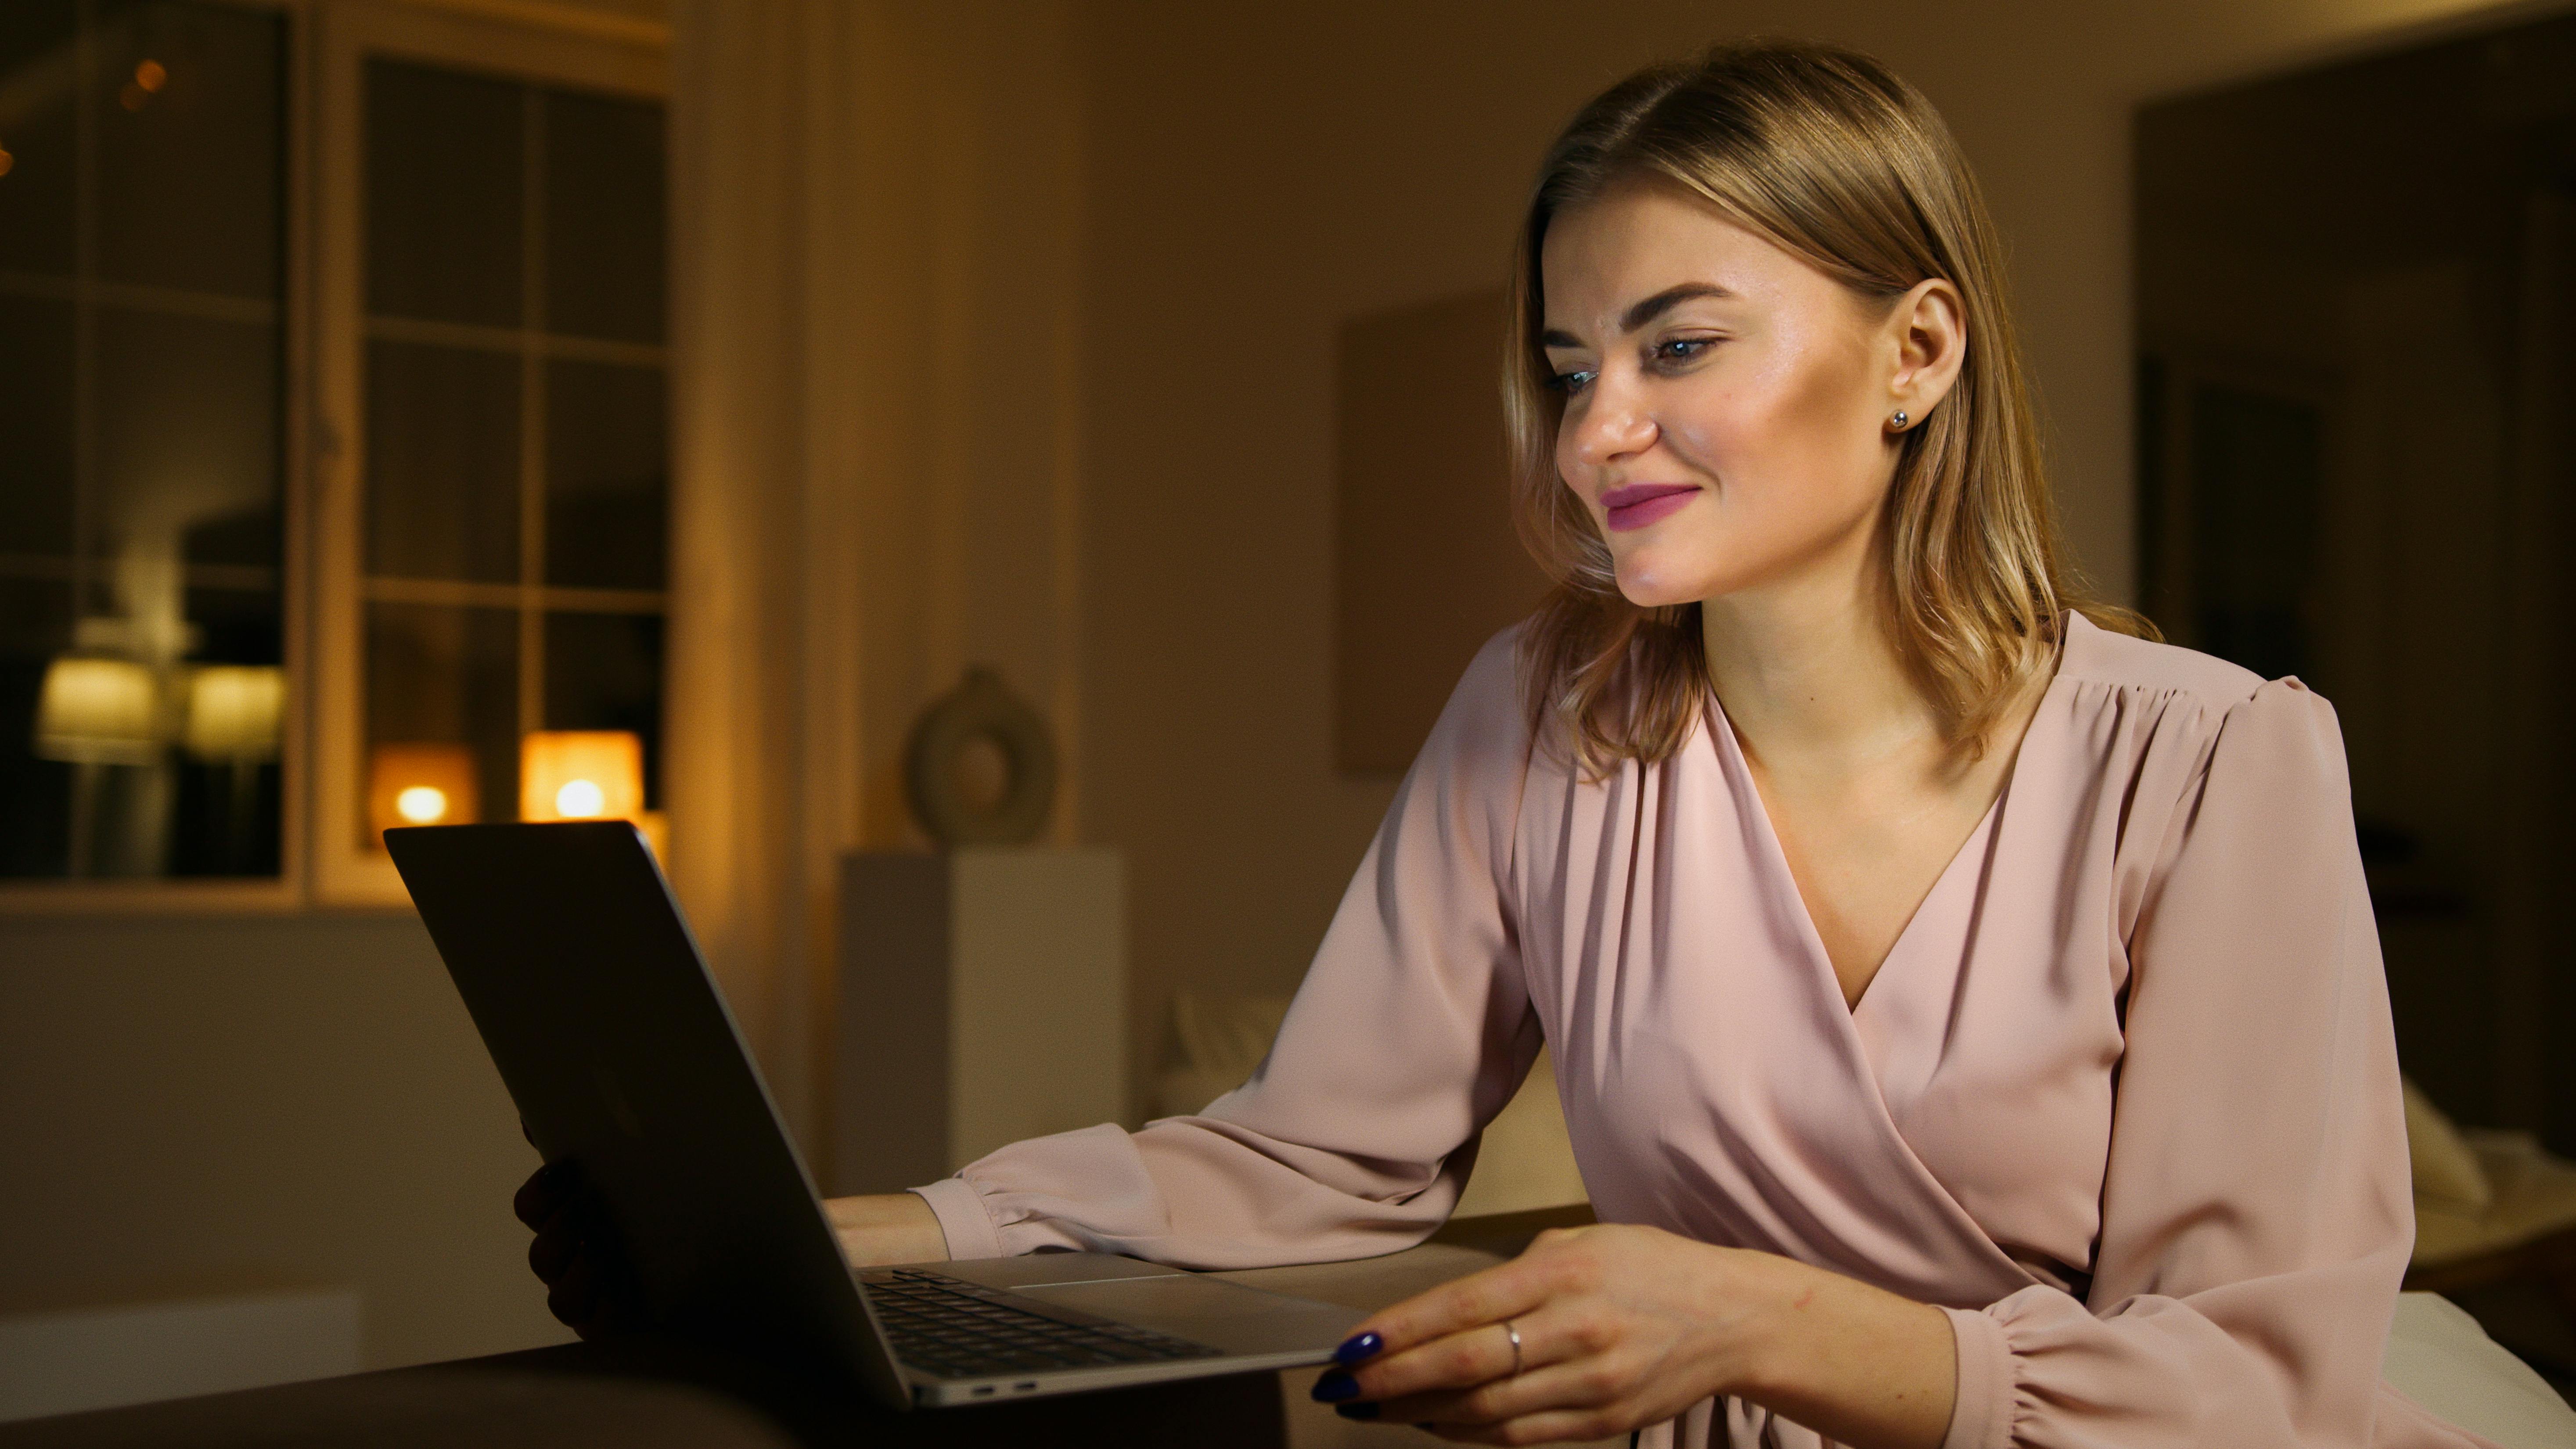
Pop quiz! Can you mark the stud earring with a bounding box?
[1890,410,1910,429]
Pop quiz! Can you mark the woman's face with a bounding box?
[1539,181,1943,609]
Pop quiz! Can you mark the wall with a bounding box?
[1071,0,2528,1114]
[0,915,567,1370]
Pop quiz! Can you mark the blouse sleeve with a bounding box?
[907,629,1541,1270]
[1938,678,2467,1449]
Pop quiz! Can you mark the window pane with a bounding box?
[0,294,77,557]
[0,576,76,877]
[0,3,78,277]
[94,306,282,615]
[366,339,519,582]
[366,601,518,841]
[367,60,521,327]
[545,611,661,809]
[543,89,664,342]
[546,359,665,589]
[96,3,284,299]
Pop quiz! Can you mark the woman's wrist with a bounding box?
[1724,1253,1957,1449]
[824,1192,950,1267]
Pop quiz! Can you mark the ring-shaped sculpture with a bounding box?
[903,667,1058,848]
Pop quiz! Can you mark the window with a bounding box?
[0,0,669,904]
[315,5,667,904]
[0,1,290,884]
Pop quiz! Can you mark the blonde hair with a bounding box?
[1507,39,2150,773]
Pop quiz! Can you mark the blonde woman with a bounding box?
[529,40,2487,1449]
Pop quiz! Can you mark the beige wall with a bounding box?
[1072,0,2522,1113]
[0,917,568,1370]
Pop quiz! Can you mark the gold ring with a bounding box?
[1502,1318,1524,1377]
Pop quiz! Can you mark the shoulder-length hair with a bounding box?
[1507,39,2150,773]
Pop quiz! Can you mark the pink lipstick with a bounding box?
[1600,483,1698,532]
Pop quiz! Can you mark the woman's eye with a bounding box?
[1653,338,1716,367]
[1548,368,1597,395]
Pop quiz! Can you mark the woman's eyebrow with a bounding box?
[1539,283,1737,350]
[1619,282,1734,333]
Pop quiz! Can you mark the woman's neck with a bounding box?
[1698,534,1940,778]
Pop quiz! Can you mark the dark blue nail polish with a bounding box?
[1335,1402,1380,1421]
[1333,1331,1384,1365]
[1311,1369,1360,1402]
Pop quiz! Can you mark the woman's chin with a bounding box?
[1613,567,1708,611]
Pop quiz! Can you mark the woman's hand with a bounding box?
[1307,1224,1955,1448]
[824,1193,949,1267]
[513,1154,946,1336]
[513,1157,623,1338]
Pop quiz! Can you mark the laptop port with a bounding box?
[1015,1382,1039,1392]
[971,1386,994,1397]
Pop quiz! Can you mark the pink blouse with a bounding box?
[911,615,2489,1449]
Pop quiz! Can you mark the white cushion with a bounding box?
[2408,1077,2495,1214]
[2383,1291,2576,1448]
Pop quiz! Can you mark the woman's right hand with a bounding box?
[513,1158,620,1337]
[514,1158,950,1337]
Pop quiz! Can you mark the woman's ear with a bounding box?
[1887,278,1966,427]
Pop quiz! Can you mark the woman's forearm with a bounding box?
[825,1192,950,1267]
[1732,1256,1956,1449]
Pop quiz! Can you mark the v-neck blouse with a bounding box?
[912,615,2486,1449]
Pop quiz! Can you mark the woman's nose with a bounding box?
[1564,380,1657,467]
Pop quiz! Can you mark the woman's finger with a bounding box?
[1347,1251,1568,1363]
[513,1161,571,1230]
[1356,1318,1621,1426]
[528,1202,579,1284]
[547,1245,602,1333]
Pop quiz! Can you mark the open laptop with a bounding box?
[385,820,1366,1409]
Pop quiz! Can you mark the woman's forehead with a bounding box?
[1540,185,1820,338]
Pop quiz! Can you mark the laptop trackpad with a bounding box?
[1017,1276,1366,1359]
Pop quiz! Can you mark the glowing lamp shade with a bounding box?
[367,742,481,845]
[182,665,285,762]
[34,655,162,765]
[521,731,644,823]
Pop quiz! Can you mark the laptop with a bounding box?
[385,820,1367,1409]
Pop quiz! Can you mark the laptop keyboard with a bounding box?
[864,1268,1225,1381]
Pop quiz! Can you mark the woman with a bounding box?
[527,40,2488,1449]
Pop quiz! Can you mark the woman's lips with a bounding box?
[1600,483,1698,532]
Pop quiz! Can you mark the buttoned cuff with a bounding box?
[908,1177,1002,1260]
[1938,1303,2015,1449]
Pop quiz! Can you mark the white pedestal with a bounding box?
[832,848,1126,1196]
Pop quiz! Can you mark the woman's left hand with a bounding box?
[1308,1223,1954,1447]
[1309,1224,1772,1443]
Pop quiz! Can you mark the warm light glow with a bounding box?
[521,731,644,824]
[134,59,167,93]
[395,786,450,824]
[182,665,284,762]
[34,654,162,765]
[368,742,480,846]
[0,147,14,179]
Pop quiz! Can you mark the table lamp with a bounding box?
[183,665,286,871]
[34,654,163,766]
[367,742,481,846]
[520,730,663,858]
